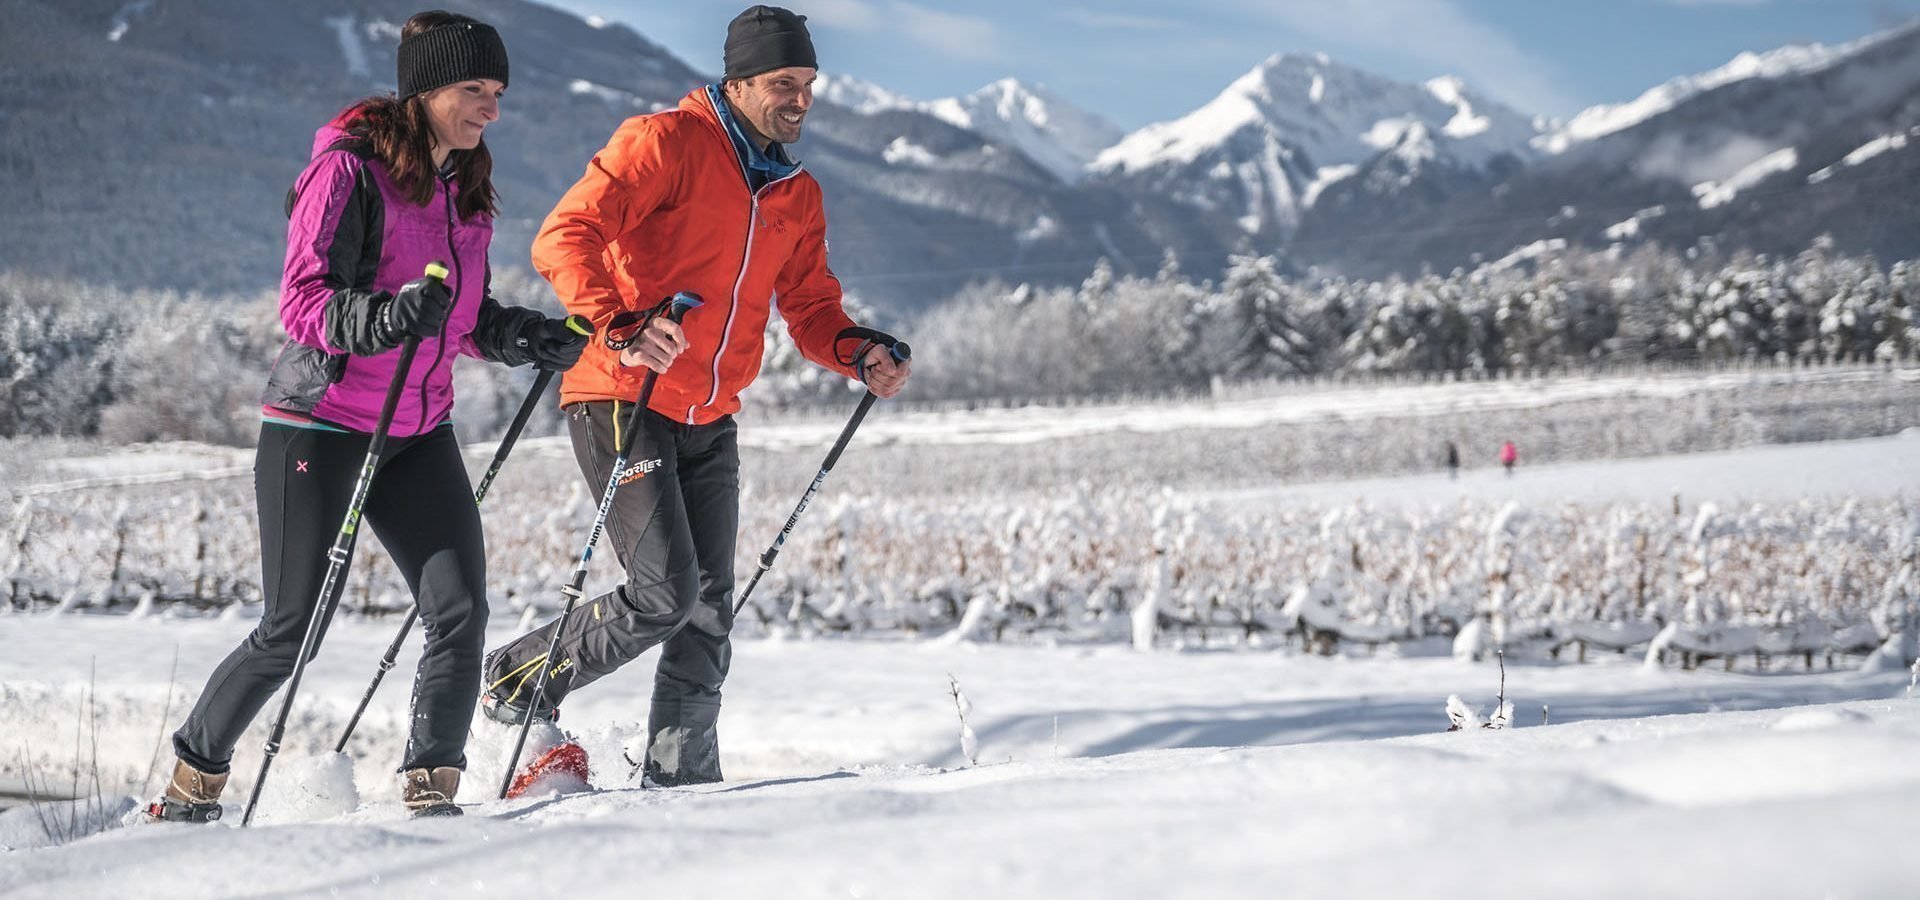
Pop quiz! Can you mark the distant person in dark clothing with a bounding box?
[1499,440,1518,476]
[1445,441,1460,480]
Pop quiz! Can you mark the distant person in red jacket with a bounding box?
[1499,440,1518,476]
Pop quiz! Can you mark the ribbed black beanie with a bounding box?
[723,6,816,81]
[398,20,510,98]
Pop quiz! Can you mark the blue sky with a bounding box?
[551,0,1920,129]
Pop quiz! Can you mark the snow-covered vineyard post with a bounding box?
[5,474,1914,671]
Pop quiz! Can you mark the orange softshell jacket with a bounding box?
[534,87,861,425]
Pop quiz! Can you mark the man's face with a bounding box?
[726,66,816,145]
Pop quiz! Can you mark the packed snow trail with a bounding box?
[2,693,1915,899]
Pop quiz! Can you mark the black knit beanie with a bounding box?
[723,5,817,81]
[397,20,510,98]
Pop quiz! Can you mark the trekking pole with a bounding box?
[498,293,701,799]
[332,315,593,754]
[732,338,911,617]
[241,261,446,827]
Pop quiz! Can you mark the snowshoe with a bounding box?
[145,796,223,823]
[504,741,591,799]
[468,695,592,800]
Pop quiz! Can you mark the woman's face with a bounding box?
[422,78,504,160]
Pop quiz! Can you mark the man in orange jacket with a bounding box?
[482,5,910,786]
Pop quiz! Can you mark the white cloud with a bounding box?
[891,3,1004,61]
[804,0,1002,62]
[804,0,885,31]
[1227,0,1583,117]
[1055,8,1190,31]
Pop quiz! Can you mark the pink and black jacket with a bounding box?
[264,117,543,436]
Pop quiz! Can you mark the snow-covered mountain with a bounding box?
[1533,31,1891,155]
[814,72,916,115]
[1295,22,1920,278]
[920,79,1124,184]
[0,0,711,298]
[1090,53,1541,240]
[814,75,1123,184]
[3,0,1914,310]
[0,0,1170,315]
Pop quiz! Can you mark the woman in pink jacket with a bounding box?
[150,11,585,821]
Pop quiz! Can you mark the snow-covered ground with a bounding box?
[1201,429,1920,509]
[3,419,1917,896]
[740,364,1915,451]
[1,613,1916,898]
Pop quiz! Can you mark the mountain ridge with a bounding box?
[2,0,1914,316]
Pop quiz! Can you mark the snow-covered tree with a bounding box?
[1203,253,1318,378]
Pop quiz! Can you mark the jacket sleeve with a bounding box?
[464,265,548,366]
[282,150,390,356]
[773,192,861,380]
[532,116,684,330]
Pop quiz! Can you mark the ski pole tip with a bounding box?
[424,261,450,281]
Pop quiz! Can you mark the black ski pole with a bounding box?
[241,261,445,827]
[332,314,593,754]
[498,293,701,799]
[732,339,911,617]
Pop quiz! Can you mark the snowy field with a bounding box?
[0,614,1916,898]
[4,395,1919,894]
[742,364,1918,450]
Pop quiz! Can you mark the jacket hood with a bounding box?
[680,87,722,128]
[683,86,800,181]
[310,117,358,159]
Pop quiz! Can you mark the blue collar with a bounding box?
[706,84,800,187]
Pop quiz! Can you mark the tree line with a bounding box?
[908,241,1920,400]
[3,240,1917,444]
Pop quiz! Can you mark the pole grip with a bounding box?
[615,294,702,454]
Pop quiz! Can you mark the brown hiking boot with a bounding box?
[146,759,228,822]
[402,767,462,818]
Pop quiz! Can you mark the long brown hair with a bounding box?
[339,11,499,219]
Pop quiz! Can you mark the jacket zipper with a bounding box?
[417,172,458,435]
[699,99,804,423]
[700,175,800,422]
[703,194,757,424]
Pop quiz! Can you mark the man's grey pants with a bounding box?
[485,400,737,785]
